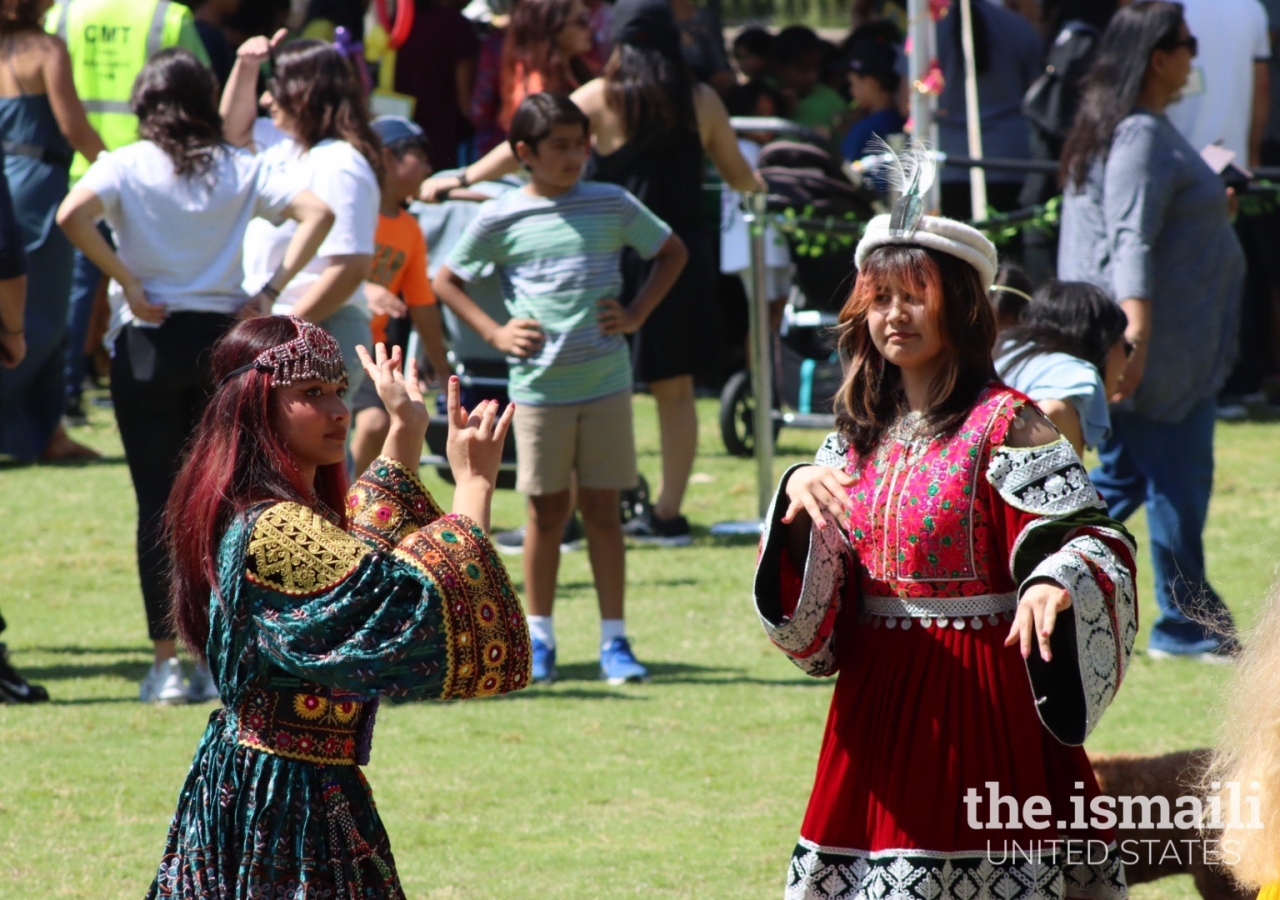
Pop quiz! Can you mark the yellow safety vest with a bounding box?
[46,0,194,179]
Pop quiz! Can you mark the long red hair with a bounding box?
[835,245,997,456]
[165,317,350,658]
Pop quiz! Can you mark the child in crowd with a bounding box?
[350,116,452,474]
[732,26,773,81]
[841,36,907,162]
[773,25,849,139]
[433,93,688,685]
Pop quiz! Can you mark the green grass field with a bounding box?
[2,393,1277,899]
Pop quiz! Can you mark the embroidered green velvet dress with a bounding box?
[146,458,531,900]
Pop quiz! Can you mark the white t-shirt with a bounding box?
[720,138,790,275]
[78,141,295,341]
[1165,0,1270,162]
[242,118,379,315]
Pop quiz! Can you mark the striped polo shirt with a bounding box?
[445,180,671,405]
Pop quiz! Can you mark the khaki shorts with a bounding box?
[513,390,638,496]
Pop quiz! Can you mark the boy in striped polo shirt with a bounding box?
[434,93,688,685]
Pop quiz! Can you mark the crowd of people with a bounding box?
[1,0,1280,896]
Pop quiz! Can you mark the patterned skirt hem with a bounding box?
[786,839,1127,900]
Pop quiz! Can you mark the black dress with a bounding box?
[586,125,719,384]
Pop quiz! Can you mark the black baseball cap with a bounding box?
[847,38,899,82]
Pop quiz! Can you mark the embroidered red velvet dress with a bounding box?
[754,386,1138,900]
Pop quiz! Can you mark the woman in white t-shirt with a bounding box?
[56,49,334,706]
[221,31,382,397]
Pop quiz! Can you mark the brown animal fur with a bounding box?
[1089,749,1250,900]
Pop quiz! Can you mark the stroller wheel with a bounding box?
[719,369,779,458]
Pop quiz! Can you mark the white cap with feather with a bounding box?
[854,137,999,287]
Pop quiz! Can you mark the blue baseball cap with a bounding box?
[372,116,430,154]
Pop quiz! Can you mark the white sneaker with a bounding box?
[140,658,187,704]
[186,662,219,703]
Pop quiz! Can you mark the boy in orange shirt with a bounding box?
[351,116,452,473]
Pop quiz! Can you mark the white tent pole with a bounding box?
[959,0,987,221]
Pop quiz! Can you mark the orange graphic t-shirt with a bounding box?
[369,209,435,346]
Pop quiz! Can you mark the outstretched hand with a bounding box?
[781,465,856,531]
[355,343,428,434]
[445,376,514,494]
[1004,582,1073,662]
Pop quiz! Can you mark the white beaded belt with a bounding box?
[859,592,1018,631]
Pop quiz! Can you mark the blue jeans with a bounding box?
[64,224,112,411]
[1090,398,1234,653]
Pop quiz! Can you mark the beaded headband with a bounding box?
[218,316,350,389]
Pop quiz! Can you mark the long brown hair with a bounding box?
[1059,1,1184,189]
[501,0,594,122]
[132,49,225,179]
[835,245,997,456]
[603,41,697,141]
[269,39,384,183]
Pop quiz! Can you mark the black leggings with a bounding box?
[110,313,233,641]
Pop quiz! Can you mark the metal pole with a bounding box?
[907,0,941,212]
[709,191,776,537]
[747,191,775,519]
[958,0,988,221]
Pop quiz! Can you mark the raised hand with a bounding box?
[235,27,287,67]
[445,376,514,493]
[356,343,428,434]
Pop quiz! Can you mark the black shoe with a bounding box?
[62,401,88,429]
[622,510,693,546]
[494,516,585,554]
[0,643,49,704]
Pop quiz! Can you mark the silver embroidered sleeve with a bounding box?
[753,460,854,678]
[1019,530,1138,745]
[986,439,1105,517]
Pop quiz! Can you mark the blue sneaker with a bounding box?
[599,637,649,685]
[531,638,557,684]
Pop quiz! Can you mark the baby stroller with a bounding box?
[719,141,881,457]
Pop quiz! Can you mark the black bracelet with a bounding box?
[261,282,281,300]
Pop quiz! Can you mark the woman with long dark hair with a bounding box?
[222,33,382,398]
[146,316,529,898]
[425,0,758,544]
[499,0,595,134]
[0,0,104,462]
[56,48,335,704]
[1058,0,1242,660]
[753,203,1138,899]
[996,279,1130,456]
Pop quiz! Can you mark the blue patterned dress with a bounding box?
[146,458,531,899]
